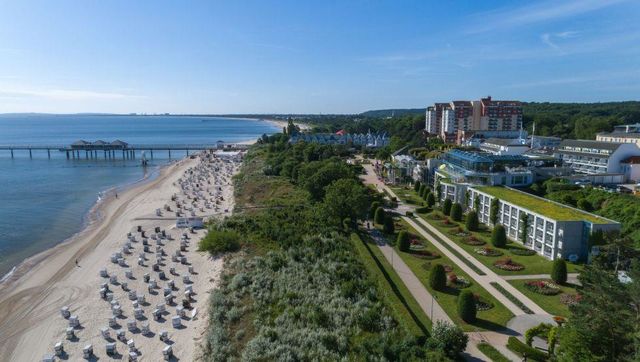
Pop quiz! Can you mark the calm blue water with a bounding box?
[0,115,278,277]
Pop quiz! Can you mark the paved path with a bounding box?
[367,229,452,325]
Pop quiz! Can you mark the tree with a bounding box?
[442,198,452,216]
[577,198,593,212]
[473,195,480,213]
[450,203,462,221]
[323,179,369,226]
[383,215,395,234]
[429,264,447,291]
[426,192,436,208]
[551,258,567,284]
[489,198,499,224]
[397,231,410,252]
[519,213,529,243]
[436,183,442,200]
[369,201,380,220]
[464,190,470,208]
[427,321,469,360]
[374,207,385,225]
[491,224,507,248]
[457,290,476,323]
[556,265,635,361]
[466,211,479,231]
[199,229,241,254]
[420,185,427,198]
[415,181,423,193]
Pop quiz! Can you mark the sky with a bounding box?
[0,0,638,114]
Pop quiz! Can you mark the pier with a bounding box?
[0,140,249,159]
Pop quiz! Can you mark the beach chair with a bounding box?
[116,329,126,341]
[152,308,161,321]
[108,317,117,328]
[54,341,64,356]
[121,282,128,291]
[143,273,150,283]
[128,290,137,301]
[60,306,70,319]
[42,354,55,362]
[100,327,110,339]
[128,351,138,361]
[157,303,166,313]
[181,256,187,264]
[106,292,114,301]
[134,308,143,319]
[158,271,165,280]
[176,305,185,317]
[106,342,116,356]
[65,327,74,340]
[141,323,150,335]
[163,345,173,360]
[171,315,181,328]
[100,268,108,277]
[183,275,191,284]
[110,275,118,284]
[127,339,136,351]
[127,320,137,332]
[138,257,144,266]
[112,305,122,317]
[164,287,172,296]
[188,266,194,274]
[69,315,79,328]
[167,280,175,289]
[185,285,193,293]
[82,344,93,359]
[159,330,169,342]
[125,270,133,279]
[165,294,174,305]
[137,293,146,304]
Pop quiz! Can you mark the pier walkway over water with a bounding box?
[0,139,250,159]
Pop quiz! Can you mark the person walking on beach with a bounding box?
[115,192,118,199]
[75,259,79,267]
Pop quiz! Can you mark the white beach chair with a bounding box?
[42,354,55,362]
[65,327,74,340]
[60,306,70,319]
[108,317,117,328]
[163,345,173,360]
[82,344,93,359]
[176,305,185,317]
[159,330,169,342]
[54,341,64,356]
[106,342,116,356]
[100,327,110,340]
[100,268,108,278]
[171,315,181,328]
[134,308,143,319]
[141,323,150,335]
[69,315,79,328]
[127,320,137,332]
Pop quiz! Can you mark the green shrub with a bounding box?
[414,181,422,192]
[426,193,436,208]
[397,231,410,252]
[477,342,510,362]
[577,198,592,212]
[551,259,567,284]
[442,198,452,215]
[383,215,395,234]
[374,207,385,225]
[450,203,463,221]
[457,290,476,323]
[507,336,548,361]
[369,201,380,219]
[199,229,241,254]
[490,198,499,224]
[405,211,414,217]
[491,224,507,248]
[466,211,479,231]
[415,206,430,213]
[427,321,468,359]
[429,264,447,291]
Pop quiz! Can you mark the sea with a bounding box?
[0,114,278,278]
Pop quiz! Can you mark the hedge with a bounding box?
[507,337,548,361]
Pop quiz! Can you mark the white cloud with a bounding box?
[467,0,629,33]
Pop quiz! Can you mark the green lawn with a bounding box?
[474,186,612,224]
[390,219,514,332]
[507,279,579,317]
[389,186,425,206]
[350,233,431,337]
[477,342,511,362]
[417,211,582,276]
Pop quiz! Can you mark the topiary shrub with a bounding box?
[374,206,385,225]
[491,224,507,248]
[551,258,567,284]
[429,264,447,291]
[382,215,395,234]
[457,290,477,323]
[442,198,452,215]
[397,231,410,252]
[414,181,422,193]
[369,201,380,220]
[490,198,499,225]
[450,203,463,221]
[426,193,435,208]
[466,211,479,231]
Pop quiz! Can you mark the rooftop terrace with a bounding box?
[473,186,614,224]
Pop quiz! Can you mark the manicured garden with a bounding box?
[507,279,579,317]
[390,218,514,332]
[477,342,511,362]
[417,210,582,276]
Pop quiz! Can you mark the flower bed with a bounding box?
[409,239,426,250]
[462,236,486,246]
[524,280,561,295]
[449,226,469,237]
[474,294,494,311]
[494,257,525,271]
[560,293,581,306]
[409,249,440,260]
[509,248,536,256]
[447,273,471,289]
[475,247,503,257]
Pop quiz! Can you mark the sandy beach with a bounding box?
[0,151,242,361]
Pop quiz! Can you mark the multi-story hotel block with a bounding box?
[466,186,620,261]
[555,139,640,176]
[425,96,523,144]
[596,123,640,146]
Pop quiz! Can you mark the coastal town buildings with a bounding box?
[479,138,530,156]
[467,186,620,261]
[555,139,640,177]
[289,131,389,148]
[596,123,640,146]
[425,96,523,144]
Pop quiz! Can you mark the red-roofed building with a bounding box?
[335,129,346,136]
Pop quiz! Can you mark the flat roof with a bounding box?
[472,186,614,224]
